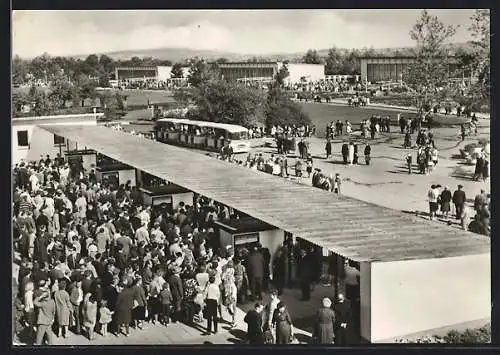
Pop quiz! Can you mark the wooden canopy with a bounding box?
[39,124,490,262]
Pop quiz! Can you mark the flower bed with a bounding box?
[395,324,491,344]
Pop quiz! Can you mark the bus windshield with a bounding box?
[229,131,249,140]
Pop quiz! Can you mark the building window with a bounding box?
[54,134,65,145]
[17,130,29,147]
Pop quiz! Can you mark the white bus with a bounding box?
[154,118,251,153]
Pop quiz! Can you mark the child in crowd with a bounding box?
[98,300,113,336]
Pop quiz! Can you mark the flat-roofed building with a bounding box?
[114,66,158,82]
[12,112,102,164]
[360,56,473,84]
[215,61,325,85]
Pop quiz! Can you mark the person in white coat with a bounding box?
[347,143,355,165]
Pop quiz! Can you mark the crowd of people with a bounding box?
[13,150,351,346]
[426,184,490,236]
[12,154,287,345]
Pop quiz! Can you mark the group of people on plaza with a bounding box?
[426,184,490,236]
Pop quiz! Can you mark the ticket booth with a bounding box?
[216,217,285,277]
[140,184,194,214]
[95,163,137,189]
[64,149,97,172]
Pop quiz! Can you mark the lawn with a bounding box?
[112,89,176,107]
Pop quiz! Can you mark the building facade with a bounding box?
[114,67,158,81]
[217,62,279,82]
[215,62,325,84]
[360,56,470,84]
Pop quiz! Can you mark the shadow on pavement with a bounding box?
[296,333,313,344]
[228,329,247,344]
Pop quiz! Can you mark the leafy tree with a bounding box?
[29,86,54,116]
[12,90,30,115]
[215,57,229,64]
[302,49,322,64]
[274,64,290,88]
[324,47,343,75]
[98,73,111,88]
[466,9,490,109]
[187,59,215,87]
[48,74,75,108]
[74,74,97,106]
[404,10,457,124]
[266,63,311,127]
[187,80,267,127]
[99,54,115,73]
[83,54,100,76]
[265,95,311,128]
[12,55,29,85]
[29,53,52,81]
[170,63,184,78]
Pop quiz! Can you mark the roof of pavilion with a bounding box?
[39,124,490,263]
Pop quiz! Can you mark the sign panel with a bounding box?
[152,195,173,206]
[234,232,259,246]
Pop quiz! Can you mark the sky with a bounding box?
[12,9,480,58]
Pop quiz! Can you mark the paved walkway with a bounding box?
[19,286,318,346]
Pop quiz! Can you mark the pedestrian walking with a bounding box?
[428,185,440,220]
[34,288,56,345]
[203,276,221,334]
[334,294,353,345]
[364,144,371,165]
[440,186,452,221]
[272,301,293,344]
[452,185,466,220]
[325,140,332,159]
[406,153,413,174]
[313,297,336,344]
[244,302,265,344]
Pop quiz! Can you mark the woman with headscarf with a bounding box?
[313,297,336,344]
[272,301,293,344]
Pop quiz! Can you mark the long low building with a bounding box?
[360,55,473,84]
[32,124,490,343]
[217,61,325,84]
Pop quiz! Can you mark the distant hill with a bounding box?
[72,41,474,63]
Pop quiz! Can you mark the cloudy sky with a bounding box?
[13,10,478,58]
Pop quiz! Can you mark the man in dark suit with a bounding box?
[341,142,349,165]
[452,185,466,220]
[168,266,184,322]
[247,245,265,301]
[334,293,353,345]
[298,249,315,301]
[67,246,81,270]
[261,247,271,291]
[244,303,265,344]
